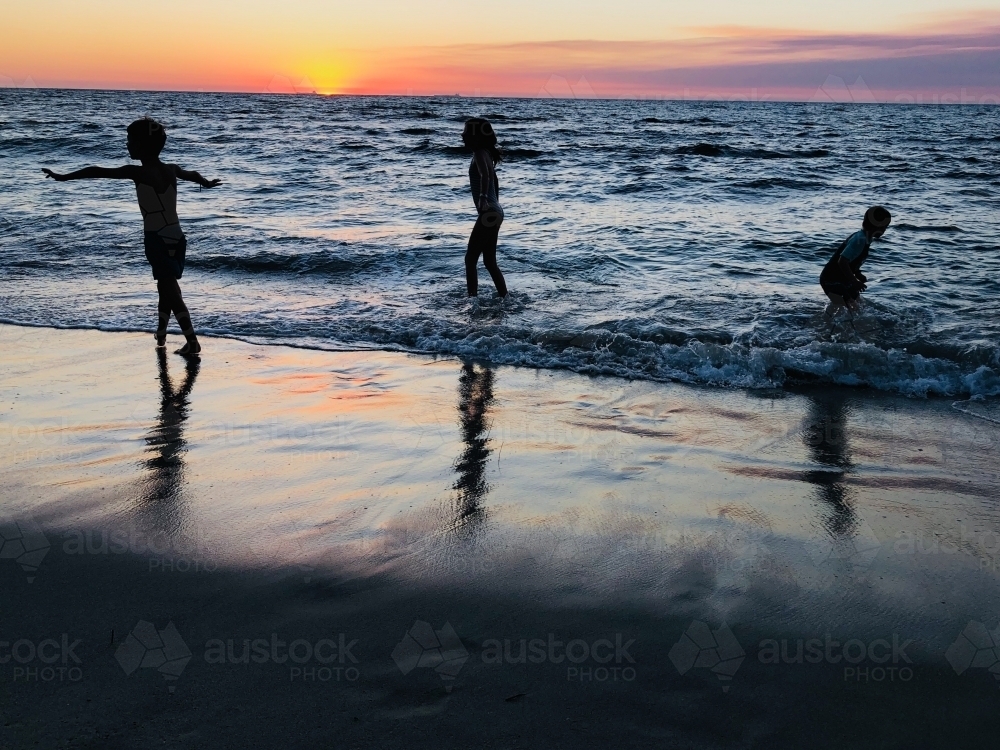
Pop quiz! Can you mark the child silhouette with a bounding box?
[820,206,891,315]
[43,118,220,355]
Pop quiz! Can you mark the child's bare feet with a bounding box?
[176,340,201,356]
[156,314,169,347]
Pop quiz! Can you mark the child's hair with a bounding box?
[863,206,891,231]
[463,118,502,164]
[127,118,167,158]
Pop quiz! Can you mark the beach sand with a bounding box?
[2,323,1000,748]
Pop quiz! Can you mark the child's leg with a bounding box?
[824,291,845,317]
[480,224,507,297]
[155,279,172,347]
[161,277,201,355]
[465,220,487,297]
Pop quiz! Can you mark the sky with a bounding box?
[2,1,1000,100]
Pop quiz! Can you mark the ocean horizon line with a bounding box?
[2,85,999,106]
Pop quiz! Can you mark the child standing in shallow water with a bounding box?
[43,118,220,355]
[462,117,508,299]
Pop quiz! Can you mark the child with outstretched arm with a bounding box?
[43,118,220,355]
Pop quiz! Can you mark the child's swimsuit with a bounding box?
[136,182,187,280]
[469,154,503,228]
[820,230,869,301]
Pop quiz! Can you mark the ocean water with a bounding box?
[2,89,999,398]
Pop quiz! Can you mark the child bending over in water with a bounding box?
[43,117,220,355]
[820,205,891,315]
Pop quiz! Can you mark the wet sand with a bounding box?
[2,323,1000,748]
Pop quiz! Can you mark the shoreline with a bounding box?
[3,323,1000,747]
[3,319,996,403]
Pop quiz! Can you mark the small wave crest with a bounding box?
[188,249,376,276]
[895,223,964,233]
[732,178,824,190]
[285,310,993,399]
[674,143,830,159]
[409,141,545,160]
[414,328,1000,399]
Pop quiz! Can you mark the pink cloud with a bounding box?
[345,24,1000,102]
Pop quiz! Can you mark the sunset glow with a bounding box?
[3,1,1000,100]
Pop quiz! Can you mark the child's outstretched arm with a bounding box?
[172,165,222,188]
[42,166,141,182]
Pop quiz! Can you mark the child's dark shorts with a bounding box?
[144,232,187,280]
[821,280,861,302]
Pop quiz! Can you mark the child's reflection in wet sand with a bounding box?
[804,392,858,538]
[137,348,200,531]
[451,362,495,533]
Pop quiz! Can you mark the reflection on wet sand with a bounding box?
[450,362,494,532]
[135,349,200,531]
[803,392,857,537]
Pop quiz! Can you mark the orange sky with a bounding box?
[2,3,1000,99]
